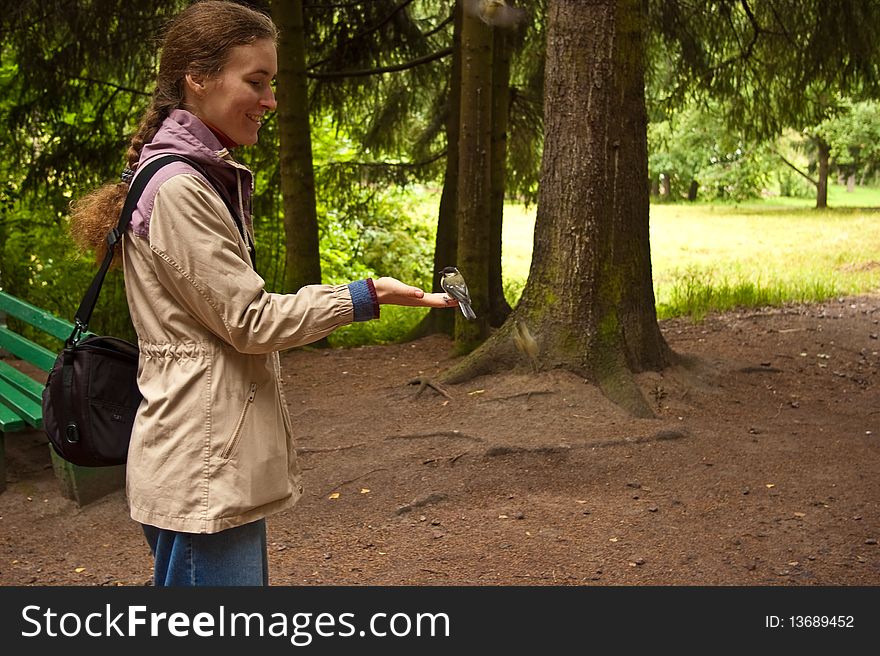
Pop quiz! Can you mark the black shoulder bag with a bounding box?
[42,154,252,467]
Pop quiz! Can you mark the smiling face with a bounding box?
[184,38,277,146]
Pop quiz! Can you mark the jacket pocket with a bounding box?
[220,382,257,459]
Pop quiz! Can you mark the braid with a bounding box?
[126,103,165,169]
[125,91,177,169]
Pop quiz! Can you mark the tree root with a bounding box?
[439,323,520,384]
[408,377,453,399]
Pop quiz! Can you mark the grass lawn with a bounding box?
[502,184,880,320]
[332,183,880,345]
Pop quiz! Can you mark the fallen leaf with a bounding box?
[328,492,340,500]
[74,567,86,573]
[609,537,619,543]
[360,488,370,494]
[576,500,588,504]
[794,512,806,518]
[468,389,485,396]
[498,514,509,519]
[766,483,775,488]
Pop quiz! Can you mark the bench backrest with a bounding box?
[0,291,81,431]
[0,291,75,372]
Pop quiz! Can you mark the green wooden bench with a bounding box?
[0,290,125,505]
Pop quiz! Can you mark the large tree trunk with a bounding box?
[442,0,670,417]
[488,27,514,327]
[816,138,830,209]
[272,0,322,292]
[453,6,493,352]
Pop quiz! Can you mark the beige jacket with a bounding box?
[123,166,355,534]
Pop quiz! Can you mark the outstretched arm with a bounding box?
[373,276,459,309]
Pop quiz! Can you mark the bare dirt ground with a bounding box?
[1,295,878,586]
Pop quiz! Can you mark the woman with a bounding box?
[70,0,456,586]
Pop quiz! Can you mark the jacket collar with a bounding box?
[137,109,253,228]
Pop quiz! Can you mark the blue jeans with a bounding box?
[142,519,268,586]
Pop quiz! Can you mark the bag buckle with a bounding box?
[66,319,87,348]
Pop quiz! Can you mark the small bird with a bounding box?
[438,266,477,320]
[464,0,526,29]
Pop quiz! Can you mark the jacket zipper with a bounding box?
[221,382,257,459]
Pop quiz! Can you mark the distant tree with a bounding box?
[272,0,322,293]
[648,0,880,209]
[817,100,880,190]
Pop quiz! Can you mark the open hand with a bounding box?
[373,276,459,309]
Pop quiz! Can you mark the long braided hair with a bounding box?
[69,0,277,260]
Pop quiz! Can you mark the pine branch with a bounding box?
[314,149,447,171]
[308,46,453,79]
[306,0,417,71]
[71,75,150,97]
[775,150,818,187]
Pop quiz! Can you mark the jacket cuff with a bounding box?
[348,278,380,322]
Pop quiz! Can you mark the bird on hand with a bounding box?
[438,266,477,320]
[464,0,526,29]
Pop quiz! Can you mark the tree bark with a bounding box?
[488,26,514,327]
[687,180,699,201]
[453,6,493,352]
[816,139,830,209]
[441,0,670,417]
[272,0,322,293]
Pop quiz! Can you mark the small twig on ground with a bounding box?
[297,442,366,454]
[480,390,555,402]
[408,377,453,399]
[384,431,483,442]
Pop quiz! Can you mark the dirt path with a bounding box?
[1,296,878,585]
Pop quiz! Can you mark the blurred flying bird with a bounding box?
[438,266,477,320]
[513,320,539,372]
[464,0,526,29]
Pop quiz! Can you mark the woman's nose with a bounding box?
[262,87,277,110]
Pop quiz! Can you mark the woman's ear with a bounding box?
[184,72,207,96]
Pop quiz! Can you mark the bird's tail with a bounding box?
[460,301,477,320]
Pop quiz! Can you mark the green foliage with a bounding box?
[311,119,436,291]
[814,99,880,182]
[647,0,880,140]
[0,205,135,349]
[648,102,777,201]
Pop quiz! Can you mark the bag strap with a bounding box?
[67,154,253,346]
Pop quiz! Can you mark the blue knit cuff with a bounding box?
[348,278,380,322]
